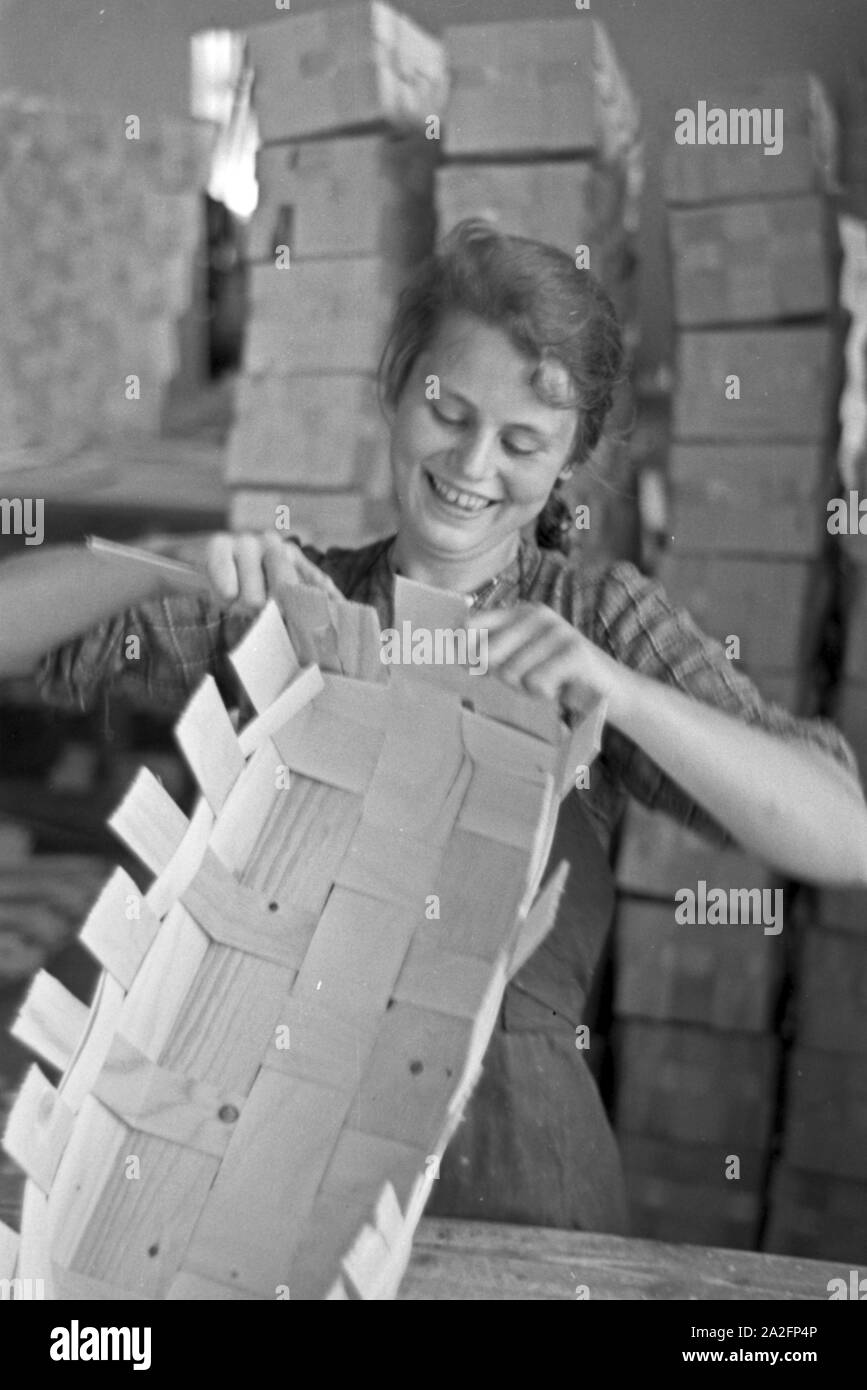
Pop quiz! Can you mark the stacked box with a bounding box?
[613,1016,779,1251]
[663,74,838,206]
[613,75,844,1252]
[438,15,643,565]
[0,94,212,472]
[763,502,867,1261]
[228,2,445,541]
[613,802,786,1248]
[836,213,867,494]
[660,74,842,701]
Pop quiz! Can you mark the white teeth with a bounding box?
[429,473,493,513]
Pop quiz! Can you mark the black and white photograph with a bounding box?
[0,0,865,1347]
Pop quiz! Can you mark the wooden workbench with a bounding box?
[401,1219,853,1300]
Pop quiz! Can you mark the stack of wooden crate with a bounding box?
[0,93,212,473]
[659,73,842,714]
[611,73,842,1249]
[612,801,783,1249]
[763,181,867,1264]
[437,14,643,564]
[762,888,867,1263]
[227,1,446,547]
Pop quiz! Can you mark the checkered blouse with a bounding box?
[35,533,861,856]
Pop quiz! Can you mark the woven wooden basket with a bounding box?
[1,578,603,1299]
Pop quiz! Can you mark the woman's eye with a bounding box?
[503,438,538,458]
[430,401,466,427]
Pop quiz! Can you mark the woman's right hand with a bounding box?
[140,530,343,607]
[204,531,343,607]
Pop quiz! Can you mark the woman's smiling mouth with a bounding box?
[425,470,499,515]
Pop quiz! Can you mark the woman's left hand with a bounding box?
[466,602,626,715]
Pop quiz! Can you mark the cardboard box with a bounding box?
[615,799,778,899]
[672,326,837,441]
[663,73,837,205]
[246,2,447,144]
[244,258,404,375]
[782,1046,867,1180]
[668,195,835,326]
[250,134,435,265]
[226,374,391,497]
[442,16,639,161]
[614,897,783,1032]
[613,1019,779,1148]
[656,552,829,670]
[436,159,628,265]
[763,1162,867,1263]
[229,487,398,550]
[668,443,833,557]
[796,927,867,1055]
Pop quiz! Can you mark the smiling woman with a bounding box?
[380,219,623,583]
[1,219,867,1238]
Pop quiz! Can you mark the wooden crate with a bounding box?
[228,488,398,550]
[656,552,830,671]
[795,927,867,1055]
[763,1162,867,1264]
[0,94,212,459]
[613,1019,779,1148]
[672,325,838,442]
[614,897,783,1032]
[1,581,601,1299]
[748,669,816,714]
[663,73,837,205]
[619,1135,765,1250]
[668,194,835,327]
[668,442,833,557]
[843,566,867,680]
[243,258,404,376]
[246,1,446,144]
[615,799,777,899]
[834,679,867,775]
[816,888,867,936]
[442,16,639,162]
[436,159,628,267]
[782,1046,867,1181]
[250,134,435,266]
[226,374,391,497]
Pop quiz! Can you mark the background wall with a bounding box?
[1,0,865,370]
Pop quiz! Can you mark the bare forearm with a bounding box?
[610,668,867,886]
[0,545,162,678]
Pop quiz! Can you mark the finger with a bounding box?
[466,605,522,631]
[495,629,572,685]
[292,552,343,598]
[262,540,301,595]
[521,645,585,700]
[206,534,240,603]
[479,610,557,667]
[234,533,268,608]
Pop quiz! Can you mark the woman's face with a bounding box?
[389,312,578,566]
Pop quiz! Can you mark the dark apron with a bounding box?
[427,789,629,1233]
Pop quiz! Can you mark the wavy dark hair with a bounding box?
[378,218,625,552]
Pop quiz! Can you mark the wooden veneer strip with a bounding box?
[3,1066,75,1193]
[11,971,90,1073]
[79,868,160,989]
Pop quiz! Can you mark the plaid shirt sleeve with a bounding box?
[586,560,863,846]
[34,594,258,719]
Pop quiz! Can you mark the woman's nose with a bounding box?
[452,431,496,482]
